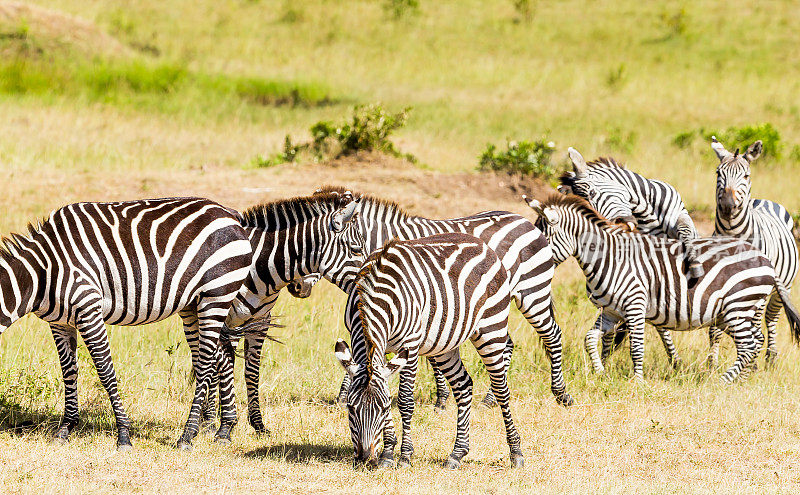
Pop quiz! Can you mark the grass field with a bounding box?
[2,0,800,493]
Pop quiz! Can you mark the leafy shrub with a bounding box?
[255,104,417,167]
[384,0,420,19]
[673,123,782,159]
[234,78,329,107]
[659,8,688,38]
[478,139,557,179]
[512,0,534,23]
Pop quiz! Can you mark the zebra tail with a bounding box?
[774,280,800,344]
[222,316,286,346]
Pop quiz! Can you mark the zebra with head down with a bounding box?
[559,148,700,371]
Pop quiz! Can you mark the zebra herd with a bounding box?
[0,137,797,469]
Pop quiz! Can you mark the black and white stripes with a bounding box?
[526,195,800,383]
[335,233,523,469]
[0,197,253,450]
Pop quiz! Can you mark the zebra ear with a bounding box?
[710,136,732,161]
[335,339,360,377]
[744,140,762,163]
[568,147,587,177]
[331,199,359,232]
[382,348,409,379]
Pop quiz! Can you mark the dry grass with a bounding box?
[2,0,800,492]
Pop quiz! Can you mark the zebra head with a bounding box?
[334,339,408,467]
[560,147,637,230]
[712,137,762,223]
[287,273,319,299]
[318,197,368,288]
[524,195,575,264]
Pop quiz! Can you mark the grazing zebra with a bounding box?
[524,194,800,382]
[709,137,799,367]
[559,148,700,368]
[314,186,572,409]
[0,198,252,450]
[210,190,365,438]
[335,233,524,469]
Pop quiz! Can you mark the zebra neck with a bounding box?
[715,201,754,237]
[247,223,324,292]
[572,227,616,275]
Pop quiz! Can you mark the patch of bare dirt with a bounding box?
[0,1,129,59]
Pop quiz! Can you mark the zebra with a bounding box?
[207,190,365,439]
[312,186,573,409]
[0,197,253,451]
[559,147,700,369]
[524,194,800,382]
[335,232,524,469]
[709,137,799,368]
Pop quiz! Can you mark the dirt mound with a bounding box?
[0,1,128,59]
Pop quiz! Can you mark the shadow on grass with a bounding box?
[0,400,169,442]
[243,442,353,463]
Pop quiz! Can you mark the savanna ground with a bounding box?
[2,0,800,493]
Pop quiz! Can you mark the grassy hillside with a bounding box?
[2,1,800,493]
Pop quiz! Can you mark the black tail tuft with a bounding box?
[774,281,800,344]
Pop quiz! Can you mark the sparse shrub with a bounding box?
[234,78,329,107]
[512,0,535,23]
[478,139,557,180]
[790,145,800,162]
[384,0,420,19]
[605,64,626,89]
[604,127,637,153]
[673,123,782,159]
[659,8,688,38]
[255,105,417,167]
[85,62,186,95]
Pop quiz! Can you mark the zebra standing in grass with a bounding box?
[709,137,799,367]
[560,148,700,369]
[335,233,524,469]
[525,195,800,382]
[309,186,572,409]
[204,190,366,440]
[0,198,252,450]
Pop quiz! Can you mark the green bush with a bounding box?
[673,123,782,159]
[258,104,416,167]
[478,139,557,179]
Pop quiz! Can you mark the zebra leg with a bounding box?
[378,415,398,468]
[338,294,361,407]
[518,297,572,406]
[430,350,472,469]
[471,318,523,468]
[656,329,684,371]
[431,359,451,410]
[480,337,513,408]
[50,324,79,444]
[75,309,132,451]
[180,308,217,435]
[587,312,621,374]
[625,306,647,381]
[213,338,238,444]
[396,356,419,467]
[720,318,759,383]
[601,322,627,364]
[176,302,227,450]
[763,293,783,369]
[707,326,724,370]
[243,333,267,434]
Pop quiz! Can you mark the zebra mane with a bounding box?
[559,156,625,190]
[240,190,352,230]
[315,185,412,220]
[0,221,45,263]
[540,194,624,232]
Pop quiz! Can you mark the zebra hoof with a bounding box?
[396,457,412,468]
[377,457,394,469]
[443,456,461,470]
[176,440,193,451]
[51,436,68,446]
[116,443,133,453]
[337,398,348,409]
[433,402,447,413]
[510,454,524,468]
[555,392,574,407]
[213,436,232,446]
[480,394,498,408]
[765,351,778,370]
